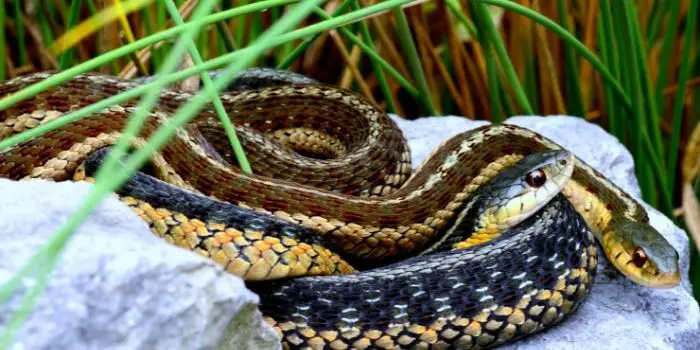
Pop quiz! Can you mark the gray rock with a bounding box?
[392,114,700,349]
[0,179,280,350]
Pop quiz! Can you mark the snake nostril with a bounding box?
[558,159,567,166]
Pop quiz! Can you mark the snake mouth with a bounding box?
[608,253,681,288]
[602,219,681,289]
[646,271,682,288]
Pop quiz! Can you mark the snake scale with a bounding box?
[0,68,681,349]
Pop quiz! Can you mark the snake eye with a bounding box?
[525,170,547,188]
[631,247,647,268]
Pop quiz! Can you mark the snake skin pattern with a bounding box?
[0,68,679,349]
[251,195,597,349]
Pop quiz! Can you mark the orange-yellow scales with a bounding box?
[74,168,354,281]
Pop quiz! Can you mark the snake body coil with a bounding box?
[0,69,681,349]
[252,195,596,349]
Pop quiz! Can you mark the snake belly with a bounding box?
[0,70,670,349]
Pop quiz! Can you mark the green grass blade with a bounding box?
[153,1,167,67]
[598,0,622,139]
[618,0,647,196]
[310,7,418,97]
[0,0,421,153]
[556,0,584,117]
[646,0,671,45]
[351,0,397,113]
[618,1,674,212]
[213,5,238,52]
[59,0,85,69]
[523,52,539,114]
[610,2,668,206]
[498,77,515,118]
[12,0,27,66]
[277,0,355,69]
[139,6,155,38]
[118,2,325,187]
[629,2,665,161]
[474,1,533,115]
[611,0,631,135]
[36,6,56,51]
[445,0,477,38]
[485,35,501,121]
[642,131,673,210]
[392,7,436,115]
[163,1,252,175]
[596,26,619,139]
[654,0,681,112]
[468,1,501,122]
[1,0,417,112]
[248,7,264,53]
[668,0,699,195]
[0,0,300,110]
[86,0,97,14]
[479,0,631,111]
[235,0,250,47]
[94,0,219,184]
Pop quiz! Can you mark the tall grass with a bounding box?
[0,0,699,346]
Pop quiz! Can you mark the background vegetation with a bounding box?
[0,0,699,346]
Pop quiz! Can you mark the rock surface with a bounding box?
[0,179,280,350]
[392,115,700,349]
[0,115,698,350]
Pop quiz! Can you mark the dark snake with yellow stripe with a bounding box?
[0,69,681,349]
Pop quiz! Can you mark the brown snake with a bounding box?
[0,69,680,349]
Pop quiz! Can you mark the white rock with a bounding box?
[392,114,700,349]
[0,179,280,350]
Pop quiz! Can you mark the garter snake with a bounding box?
[0,69,681,349]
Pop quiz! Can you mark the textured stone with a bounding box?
[392,114,700,349]
[0,179,280,350]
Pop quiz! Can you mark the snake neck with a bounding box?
[559,180,613,241]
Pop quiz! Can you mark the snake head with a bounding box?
[477,150,575,231]
[604,217,680,288]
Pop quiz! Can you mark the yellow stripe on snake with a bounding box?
[0,69,680,349]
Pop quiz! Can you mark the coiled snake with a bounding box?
[0,69,680,349]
